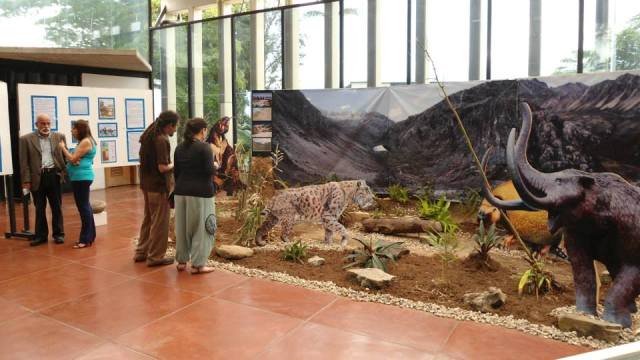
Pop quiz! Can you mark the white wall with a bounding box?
[0,81,12,176]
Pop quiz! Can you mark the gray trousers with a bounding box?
[174,195,216,267]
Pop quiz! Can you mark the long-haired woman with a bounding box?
[59,120,97,249]
[173,118,216,274]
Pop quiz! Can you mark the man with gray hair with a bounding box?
[19,114,67,246]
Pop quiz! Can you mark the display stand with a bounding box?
[3,175,33,240]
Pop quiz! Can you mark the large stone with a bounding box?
[308,256,325,267]
[463,287,507,313]
[90,200,106,214]
[556,313,622,342]
[216,245,254,260]
[347,268,395,289]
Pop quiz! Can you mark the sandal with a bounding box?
[190,266,214,275]
[176,263,187,271]
[73,242,92,249]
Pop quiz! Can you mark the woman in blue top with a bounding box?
[59,120,97,249]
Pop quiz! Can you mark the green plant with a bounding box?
[518,259,555,299]
[371,209,385,219]
[282,240,308,264]
[461,187,482,216]
[473,220,502,261]
[387,184,410,204]
[417,195,458,233]
[235,146,285,246]
[343,238,404,272]
[426,231,459,280]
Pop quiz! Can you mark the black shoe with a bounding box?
[30,239,47,247]
[133,254,147,263]
[53,237,64,244]
[147,257,175,267]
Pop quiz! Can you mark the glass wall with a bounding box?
[0,0,149,59]
[148,0,640,147]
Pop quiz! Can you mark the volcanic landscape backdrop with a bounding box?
[272,72,640,192]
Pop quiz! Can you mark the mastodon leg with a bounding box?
[565,235,598,316]
[602,265,640,328]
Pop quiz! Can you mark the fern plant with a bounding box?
[282,240,308,264]
[387,184,410,204]
[473,220,502,261]
[518,259,555,299]
[343,238,404,272]
[417,195,458,233]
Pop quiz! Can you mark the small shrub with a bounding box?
[387,184,409,204]
[343,238,404,272]
[473,220,502,261]
[518,260,555,298]
[426,231,459,280]
[236,194,265,245]
[371,209,384,219]
[417,195,458,233]
[282,240,308,264]
[461,187,482,216]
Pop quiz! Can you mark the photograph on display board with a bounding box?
[252,91,272,108]
[125,98,145,129]
[97,123,118,138]
[252,137,271,152]
[68,96,90,116]
[100,140,117,163]
[252,121,272,138]
[98,97,115,119]
[252,107,272,121]
[31,95,58,131]
[127,130,142,162]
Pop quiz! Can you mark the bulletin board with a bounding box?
[18,84,153,168]
[0,81,13,175]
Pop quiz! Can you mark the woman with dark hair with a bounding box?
[59,120,97,249]
[173,118,216,274]
[134,110,179,266]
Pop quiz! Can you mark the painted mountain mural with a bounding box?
[272,72,640,192]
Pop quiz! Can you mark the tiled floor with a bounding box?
[0,186,588,359]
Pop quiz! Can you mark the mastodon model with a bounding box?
[482,102,640,328]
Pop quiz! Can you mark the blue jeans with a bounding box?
[72,181,96,245]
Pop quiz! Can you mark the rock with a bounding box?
[556,313,622,342]
[216,245,254,260]
[308,256,325,266]
[600,270,612,285]
[463,287,507,313]
[90,200,106,214]
[347,268,395,289]
[341,211,371,226]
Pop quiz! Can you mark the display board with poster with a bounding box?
[251,91,273,156]
[17,84,152,168]
[0,81,13,175]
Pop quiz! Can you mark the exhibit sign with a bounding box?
[18,84,152,168]
[0,81,13,175]
[251,91,273,155]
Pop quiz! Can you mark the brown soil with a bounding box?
[214,248,577,327]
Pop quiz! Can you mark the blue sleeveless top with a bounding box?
[67,140,96,181]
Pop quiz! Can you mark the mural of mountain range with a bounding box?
[272,72,640,192]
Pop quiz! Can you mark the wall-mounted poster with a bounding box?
[98,97,115,119]
[0,81,12,175]
[98,122,118,138]
[252,121,272,138]
[100,140,117,163]
[125,98,145,129]
[68,96,90,116]
[31,95,58,131]
[70,120,78,145]
[251,91,273,155]
[127,130,143,162]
